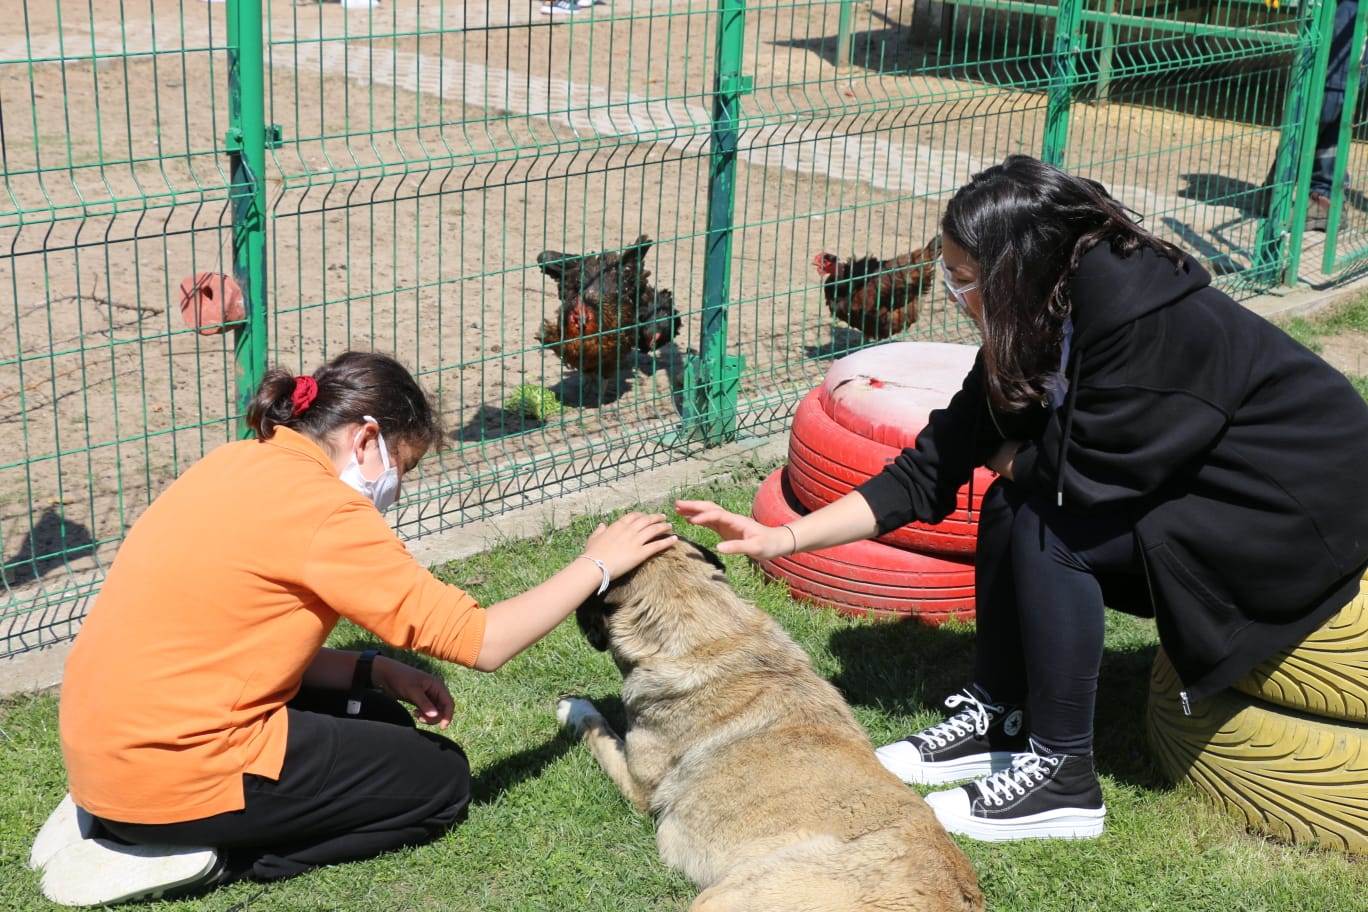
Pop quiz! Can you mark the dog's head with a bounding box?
[575,538,727,655]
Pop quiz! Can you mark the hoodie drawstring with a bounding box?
[1056,345,1084,507]
[967,396,983,522]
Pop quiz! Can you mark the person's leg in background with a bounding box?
[1309,0,1358,231]
[924,491,1144,841]
[875,480,1031,785]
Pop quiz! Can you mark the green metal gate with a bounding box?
[1320,0,1368,278]
[0,0,1347,658]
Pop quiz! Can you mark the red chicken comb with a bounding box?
[812,252,838,276]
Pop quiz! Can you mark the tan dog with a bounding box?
[557,539,984,912]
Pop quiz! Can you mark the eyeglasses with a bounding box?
[939,258,979,316]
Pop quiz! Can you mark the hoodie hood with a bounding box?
[1067,241,1210,349]
[1046,240,1208,510]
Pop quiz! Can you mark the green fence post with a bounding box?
[1042,0,1084,165]
[682,0,747,444]
[836,1,855,69]
[227,0,269,438]
[1322,0,1368,274]
[1096,0,1117,104]
[1255,0,1335,286]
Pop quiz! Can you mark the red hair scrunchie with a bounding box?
[291,376,319,414]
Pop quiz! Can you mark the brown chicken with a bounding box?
[812,235,942,340]
[535,234,680,382]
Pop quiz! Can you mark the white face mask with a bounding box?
[338,415,400,512]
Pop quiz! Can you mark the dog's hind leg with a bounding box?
[557,697,651,814]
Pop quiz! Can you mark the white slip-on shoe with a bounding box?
[29,793,99,871]
[40,838,222,907]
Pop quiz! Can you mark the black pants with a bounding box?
[972,480,1150,756]
[99,688,471,881]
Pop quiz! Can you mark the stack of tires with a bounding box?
[752,342,989,624]
[1147,569,1368,855]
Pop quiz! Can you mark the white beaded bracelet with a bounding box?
[578,555,611,595]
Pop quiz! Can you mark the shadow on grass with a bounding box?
[470,697,626,807]
[826,618,1163,789]
[470,736,577,806]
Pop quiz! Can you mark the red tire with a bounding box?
[787,390,991,556]
[785,457,980,555]
[763,558,975,622]
[820,341,979,449]
[765,555,976,604]
[788,412,988,512]
[784,458,980,537]
[751,469,976,623]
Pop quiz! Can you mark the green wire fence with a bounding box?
[1,0,1359,658]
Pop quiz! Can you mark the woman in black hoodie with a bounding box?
[678,156,1368,842]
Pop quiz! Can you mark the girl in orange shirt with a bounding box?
[35,351,675,907]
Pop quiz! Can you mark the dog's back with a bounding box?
[583,542,982,912]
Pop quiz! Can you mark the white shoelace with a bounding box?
[914,689,996,750]
[977,751,1060,807]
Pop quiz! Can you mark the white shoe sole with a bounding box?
[875,743,1017,785]
[932,803,1107,842]
[29,793,99,872]
[41,839,220,907]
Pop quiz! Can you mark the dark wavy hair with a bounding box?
[942,155,1184,412]
[245,351,442,456]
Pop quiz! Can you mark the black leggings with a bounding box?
[98,687,471,882]
[972,480,1151,756]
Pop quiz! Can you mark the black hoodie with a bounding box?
[857,241,1368,707]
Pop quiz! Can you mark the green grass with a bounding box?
[2,471,1364,912]
[1279,294,1368,356]
[1280,295,1368,405]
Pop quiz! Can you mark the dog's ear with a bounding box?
[575,592,614,652]
[690,541,726,574]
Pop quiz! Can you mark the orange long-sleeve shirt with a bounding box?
[59,427,485,825]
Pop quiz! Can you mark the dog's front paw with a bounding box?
[556,696,603,735]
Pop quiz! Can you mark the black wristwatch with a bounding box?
[346,649,379,716]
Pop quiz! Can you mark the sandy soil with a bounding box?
[1,0,1363,648]
[1322,331,1368,377]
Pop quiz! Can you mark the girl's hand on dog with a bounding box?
[582,512,678,579]
[675,500,790,559]
[373,657,456,729]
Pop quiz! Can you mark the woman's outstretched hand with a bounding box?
[581,512,678,579]
[675,500,790,559]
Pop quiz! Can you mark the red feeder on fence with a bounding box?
[178,272,245,336]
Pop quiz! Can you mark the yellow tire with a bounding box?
[1233,581,1368,724]
[1147,649,1368,855]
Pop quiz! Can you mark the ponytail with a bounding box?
[244,351,442,454]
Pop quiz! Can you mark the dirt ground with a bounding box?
[1322,331,1368,377]
[1,0,1364,647]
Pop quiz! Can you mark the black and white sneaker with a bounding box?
[924,738,1106,841]
[875,685,1027,785]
